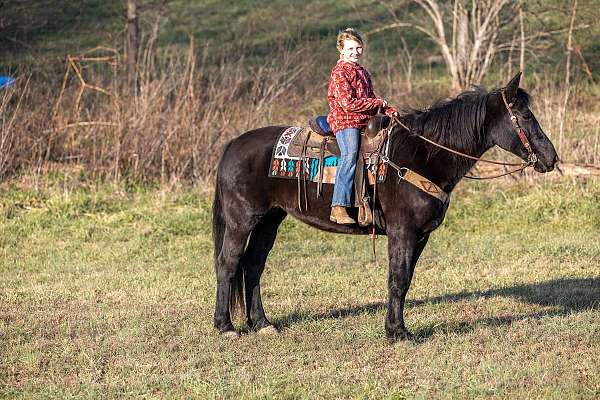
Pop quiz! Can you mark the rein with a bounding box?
[385,89,538,181]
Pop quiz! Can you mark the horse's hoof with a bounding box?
[257,325,279,335]
[221,330,240,339]
[387,330,414,343]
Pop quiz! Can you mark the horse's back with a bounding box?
[216,126,291,209]
[221,125,283,158]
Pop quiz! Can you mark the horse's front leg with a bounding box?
[385,229,429,342]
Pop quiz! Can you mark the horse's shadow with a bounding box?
[273,277,600,340]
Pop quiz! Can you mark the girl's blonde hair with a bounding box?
[336,28,364,51]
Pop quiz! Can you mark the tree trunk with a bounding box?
[127,0,138,94]
[559,0,578,153]
[519,6,525,75]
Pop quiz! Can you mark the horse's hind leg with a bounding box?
[242,208,287,332]
[214,226,252,336]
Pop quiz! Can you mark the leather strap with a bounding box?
[381,154,449,204]
[317,138,326,198]
[500,89,537,165]
[298,130,311,212]
[401,168,449,203]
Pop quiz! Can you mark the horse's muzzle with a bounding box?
[534,153,559,173]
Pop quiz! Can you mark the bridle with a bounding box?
[500,89,538,166]
[383,88,539,180]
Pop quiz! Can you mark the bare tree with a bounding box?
[370,0,594,92]
[371,0,516,91]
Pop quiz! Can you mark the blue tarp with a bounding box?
[0,76,16,89]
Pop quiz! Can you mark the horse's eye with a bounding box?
[521,112,533,120]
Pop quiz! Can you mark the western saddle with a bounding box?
[285,114,392,227]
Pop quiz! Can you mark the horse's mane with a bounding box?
[400,86,531,160]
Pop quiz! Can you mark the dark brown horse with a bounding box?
[212,73,558,341]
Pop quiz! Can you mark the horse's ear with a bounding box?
[504,71,522,101]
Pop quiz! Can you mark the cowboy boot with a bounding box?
[330,206,356,225]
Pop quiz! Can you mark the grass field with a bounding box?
[1,175,600,399]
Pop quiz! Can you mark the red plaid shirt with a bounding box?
[327,60,396,134]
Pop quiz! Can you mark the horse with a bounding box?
[212,72,559,341]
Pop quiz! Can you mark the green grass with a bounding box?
[1,0,396,71]
[1,176,600,398]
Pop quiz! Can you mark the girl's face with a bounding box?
[339,39,363,64]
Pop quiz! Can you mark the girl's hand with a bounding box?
[385,107,399,118]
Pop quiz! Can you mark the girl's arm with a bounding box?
[365,70,397,117]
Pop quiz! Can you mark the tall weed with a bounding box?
[1,41,597,184]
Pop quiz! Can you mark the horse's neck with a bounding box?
[416,132,491,193]
[397,96,491,192]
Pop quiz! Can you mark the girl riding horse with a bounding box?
[327,28,398,224]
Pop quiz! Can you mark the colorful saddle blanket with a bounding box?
[268,127,337,183]
[268,126,387,184]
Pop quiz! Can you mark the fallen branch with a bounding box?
[556,163,600,177]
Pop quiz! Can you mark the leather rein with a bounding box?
[382,88,538,182]
[367,89,537,261]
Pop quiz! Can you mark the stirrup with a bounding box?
[358,205,373,227]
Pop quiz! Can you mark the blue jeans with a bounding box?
[332,127,360,207]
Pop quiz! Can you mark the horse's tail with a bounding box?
[229,265,245,320]
[212,180,226,262]
[213,141,245,319]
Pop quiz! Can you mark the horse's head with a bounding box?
[487,72,558,172]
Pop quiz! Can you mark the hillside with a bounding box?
[2,0,599,77]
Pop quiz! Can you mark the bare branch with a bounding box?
[495,23,590,53]
[364,22,414,36]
